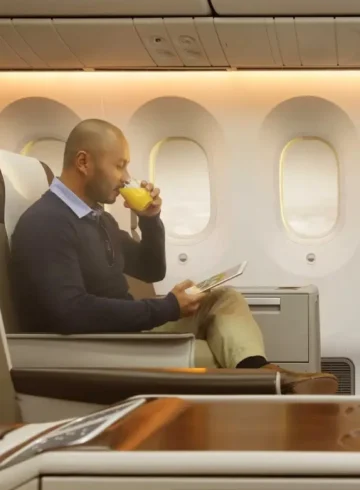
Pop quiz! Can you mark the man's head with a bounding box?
[62,119,130,205]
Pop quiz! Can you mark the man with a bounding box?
[10,119,338,394]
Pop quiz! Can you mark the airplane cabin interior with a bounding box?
[1,0,360,488]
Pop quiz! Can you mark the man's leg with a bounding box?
[193,287,267,368]
[150,287,266,368]
[192,287,338,393]
[150,313,220,368]
[151,287,338,394]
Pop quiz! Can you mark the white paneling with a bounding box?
[214,18,282,67]
[0,35,29,68]
[0,20,47,68]
[134,19,182,67]
[212,0,360,15]
[13,19,83,69]
[194,18,229,67]
[0,0,212,17]
[274,18,301,67]
[164,19,211,67]
[53,20,156,68]
[336,18,360,67]
[295,18,338,67]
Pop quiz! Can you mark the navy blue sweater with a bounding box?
[10,191,180,334]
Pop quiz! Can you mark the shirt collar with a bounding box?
[49,177,103,219]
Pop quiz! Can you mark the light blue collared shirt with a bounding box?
[50,178,102,219]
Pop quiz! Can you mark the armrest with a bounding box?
[7,333,195,369]
[11,368,280,405]
[6,333,193,340]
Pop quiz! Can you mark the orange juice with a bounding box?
[119,186,153,212]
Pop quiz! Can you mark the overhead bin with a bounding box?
[0,0,212,17]
[0,15,359,69]
[211,0,360,16]
[214,18,282,67]
[336,18,360,67]
[0,36,28,69]
[0,20,47,69]
[194,18,229,66]
[53,19,156,69]
[12,20,83,69]
[274,18,301,67]
[294,18,338,67]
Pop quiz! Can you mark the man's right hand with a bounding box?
[170,280,207,317]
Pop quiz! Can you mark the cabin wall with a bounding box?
[0,71,358,389]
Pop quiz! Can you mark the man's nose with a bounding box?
[122,169,130,182]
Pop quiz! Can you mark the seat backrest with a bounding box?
[0,150,52,334]
[0,152,42,423]
[0,310,20,424]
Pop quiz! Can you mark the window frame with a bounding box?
[149,136,214,243]
[279,136,340,242]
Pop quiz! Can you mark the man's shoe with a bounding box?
[260,364,339,395]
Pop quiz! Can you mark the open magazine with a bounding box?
[186,262,248,294]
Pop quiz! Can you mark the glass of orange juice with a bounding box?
[119,178,153,212]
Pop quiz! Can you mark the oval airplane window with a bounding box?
[280,137,339,239]
[151,138,211,237]
[22,138,65,177]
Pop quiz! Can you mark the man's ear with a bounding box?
[75,150,89,176]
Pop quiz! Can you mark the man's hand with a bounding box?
[123,180,162,218]
[170,280,207,318]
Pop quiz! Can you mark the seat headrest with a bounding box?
[0,150,53,240]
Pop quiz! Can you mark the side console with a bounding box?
[240,285,320,372]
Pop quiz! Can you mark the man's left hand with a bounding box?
[124,181,162,218]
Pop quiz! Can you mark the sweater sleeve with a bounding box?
[12,214,180,335]
[108,213,166,283]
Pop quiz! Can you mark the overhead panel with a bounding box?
[274,18,301,67]
[0,20,47,68]
[12,19,83,69]
[214,18,282,67]
[134,19,183,67]
[53,19,156,69]
[0,35,29,68]
[194,18,229,67]
[295,18,338,67]
[211,0,360,15]
[164,18,210,67]
[336,18,360,67]
[0,0,212,17]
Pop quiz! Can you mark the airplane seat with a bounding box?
[0,149,196,370]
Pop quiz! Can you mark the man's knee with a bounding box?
[209,287,250,314]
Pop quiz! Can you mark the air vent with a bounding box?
[321,357,355,395]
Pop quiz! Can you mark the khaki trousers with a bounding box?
[150,288,266,368]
